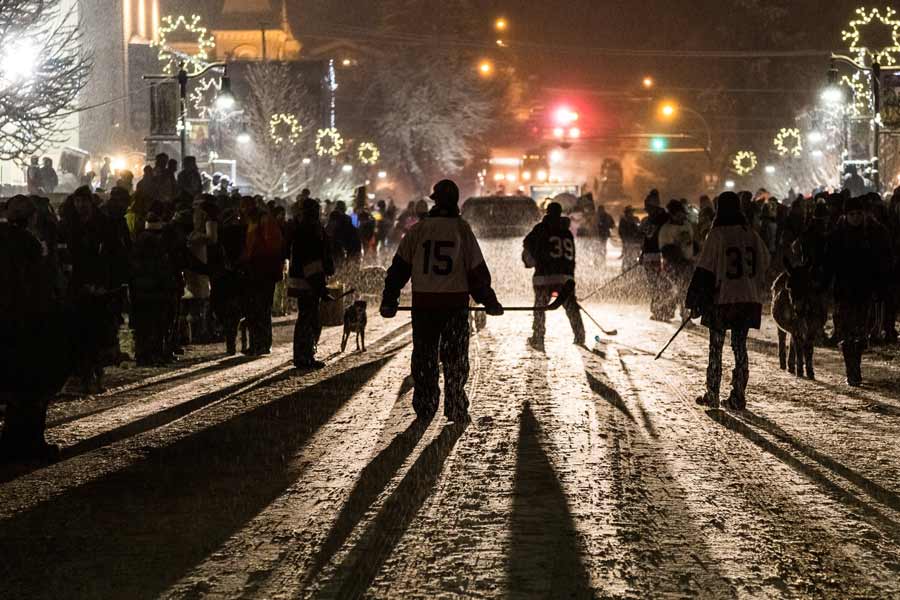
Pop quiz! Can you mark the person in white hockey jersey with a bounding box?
[685,191,770,410]
[380,180,503,422]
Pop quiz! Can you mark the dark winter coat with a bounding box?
[640,208,670,256]
[824,218,892,303]
[131,227,182,301]
[286,217,335,297]
[176,168,203,198]
[618,215,642,245]
[523,216,576,286]
[59,209,124,295]
[596,211,615,240]
[326,210,361,261]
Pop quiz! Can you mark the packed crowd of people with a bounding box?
[630,185,899,400]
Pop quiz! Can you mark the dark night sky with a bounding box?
[173,1,864,107]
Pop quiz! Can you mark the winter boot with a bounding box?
[527,337,545,352]
[724,389,746,411]
[695,391,719,409]
[840,341,862,387]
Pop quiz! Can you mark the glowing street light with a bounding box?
[1,39,38,83]
[342,164,353,173]
[214,67,235,112]
[377,170,387,179]
[821,86,844,105]
[236,132,251,144]
[302,157,312,165]
[724,180,736,189]
[478,59,494,77]
[642,76,655,89]
[553,106,579,126]
[765,165,776,174]
[660,102,677,119]
[536,169,548,182]
[495,17,508,31]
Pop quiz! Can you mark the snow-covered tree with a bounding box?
[0,0,92,162]
[236,62,356,200]
[365,0,499,190]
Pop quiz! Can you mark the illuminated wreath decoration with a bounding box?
[154,15,216,76]
[269,114,302,146]
[774,128,803,158]
[842,7,900,66]
[315,127,344,157]
[357,142,380,165]
[732,151,758,176]
[189,77,221,119]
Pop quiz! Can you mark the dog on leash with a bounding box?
[341,300,368,352]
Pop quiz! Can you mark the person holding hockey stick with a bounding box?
[381,180,503,423]
[685,191,770,410]
[522,202,586,351]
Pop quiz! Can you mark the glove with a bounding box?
[485,302,504,317]
[380,303,398,319]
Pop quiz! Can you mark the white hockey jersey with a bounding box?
[695,225,770,305]
[394,216,489,308]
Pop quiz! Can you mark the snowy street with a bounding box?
[2,241,900,599]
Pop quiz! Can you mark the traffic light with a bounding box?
[650,137,667,153]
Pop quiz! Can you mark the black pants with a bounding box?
[133,297,174,363]
[247,280,276,354]
[532,284,585,343]
[836,300,870,381]
[411,309,470,419]
[293,293,322,364]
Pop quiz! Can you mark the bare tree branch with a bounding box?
[0,0,92,162]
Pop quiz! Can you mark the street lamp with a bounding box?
[660,102,676,119]
[494,17,508,32]
[215,66,235,111]
[642,76,655,90]
[765,165,776,174]
[236,132,250,144]
[478,59,494,77]
[1,39,38,83]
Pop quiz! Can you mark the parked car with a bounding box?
[461,195,542,238]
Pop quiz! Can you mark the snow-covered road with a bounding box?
[2,240,900,599]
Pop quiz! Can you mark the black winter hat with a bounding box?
[429,179,459,206]
[546,201,563,217]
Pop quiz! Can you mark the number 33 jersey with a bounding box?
[393,216,491,308]
[695,225,771,306]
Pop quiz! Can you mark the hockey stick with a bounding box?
[577,303,618,336]
[397,281,574,313]
[325,288,357,302]
[654,317,692,361]
[580,262,641,303]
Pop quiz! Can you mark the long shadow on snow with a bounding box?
[707,409,900,543]
[299,418,429,590]
[580,351,738,597]
[314,422,466,599]
[506,401,595,599]
[739,409,900,512]
[46,355,260,429]
[0,352,399,600]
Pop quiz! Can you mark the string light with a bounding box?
[316,127,344,157]
[153,15,216,76]
[841,7,900,66]
[269,113,302,146]
[189,76,221,119]
[358,142,380,165]
[732,150,758,176]
[774,128,803,158]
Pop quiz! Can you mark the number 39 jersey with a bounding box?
[695,224,771,305]
[522,218,576,287]
[395,216,488,307]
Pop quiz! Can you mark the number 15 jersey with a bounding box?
[695,224,770,306]
[387,215,494,309]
